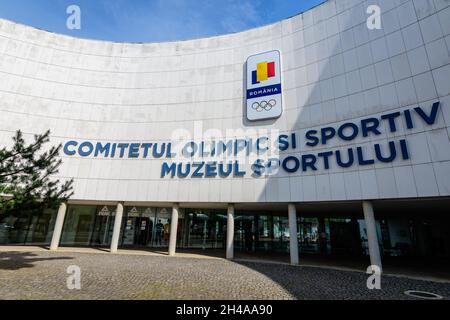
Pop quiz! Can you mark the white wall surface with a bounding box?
[0,0,450,203]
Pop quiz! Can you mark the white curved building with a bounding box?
[1,0,450,267]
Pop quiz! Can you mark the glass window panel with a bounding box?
[60,205,97,246]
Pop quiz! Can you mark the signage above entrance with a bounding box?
[246,50,283,121]
[98,206,111,216]
[61,102,442,179]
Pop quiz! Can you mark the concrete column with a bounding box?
[226,204,235,259]
[288,203,299,265]
[110,202,124,253]
[168,204,179,256]
[50,202,67,251]
[363,201,382,272]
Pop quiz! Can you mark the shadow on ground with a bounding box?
[0,251,74,270]
[133,247,450,281]
[232,259,450,300]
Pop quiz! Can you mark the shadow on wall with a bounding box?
[248,1,344,202]
[0,251,74,270]
[250,0,441,202]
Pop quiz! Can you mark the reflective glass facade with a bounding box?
[2,203,449,263]
[234,212,290,253]
[0,208,58,245]
[374,215,450,258]
[60,205,115,247]
[184,209,226,249]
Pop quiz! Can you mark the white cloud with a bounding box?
[220,0,262,33]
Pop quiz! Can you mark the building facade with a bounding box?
[1,0,450,267]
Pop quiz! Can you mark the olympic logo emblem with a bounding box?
[252,99,276,112]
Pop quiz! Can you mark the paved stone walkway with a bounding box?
[0,250,449,300]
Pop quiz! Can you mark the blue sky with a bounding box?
[0,0,325,42]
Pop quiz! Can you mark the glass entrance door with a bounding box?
[89,206,116,246]
[234,214,255,252]
[155,208,171,248]
[185,210,226,249]
[90,213,114,246]
[121,207,174,248]
[298,217,320,254]
[233,212,289,253]
[329,218,362,255]
[272,215,289,253]
[139,208,155,246]
[122,207,154,247]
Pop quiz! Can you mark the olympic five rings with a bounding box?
[252,99,276,112]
